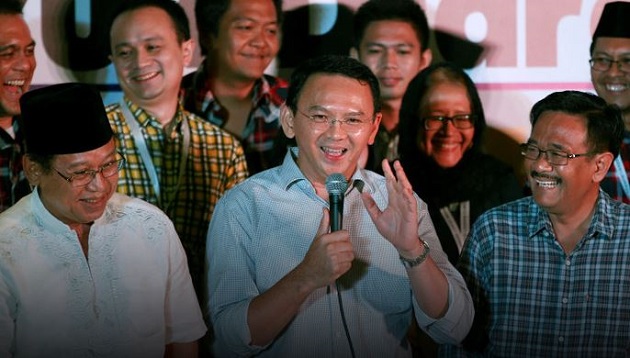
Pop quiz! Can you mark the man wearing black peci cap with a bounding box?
[590,1,630,203]
[0,83,206,357]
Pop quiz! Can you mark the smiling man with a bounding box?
[207,54,473,357]
[590,1,630,203]
[182,0,288,174]
[106,0,248,310]
[442,91,630,357]
[0,82,206,357]
[0,0,35,212]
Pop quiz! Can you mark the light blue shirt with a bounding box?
[207,148,473,357]
[0,191,207,358]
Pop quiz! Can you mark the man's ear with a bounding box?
[280,104,296,139]
[593,152,614,183]
[349,47,359,60]
[23,155,42,186]
[181,38,195,67]
[419,48,433,71]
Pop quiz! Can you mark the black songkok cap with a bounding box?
[20,83,113,155]
[593,1,630,40]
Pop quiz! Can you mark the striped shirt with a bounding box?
[106,99,248,296]
[442,191,630,357]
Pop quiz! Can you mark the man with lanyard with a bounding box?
[106,0,249,304]
[590,1,630,203]
[0,0,35,212]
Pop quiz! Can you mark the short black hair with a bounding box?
[109,0,191,50]
[0,0,23,15]
[398,62,486,167]
[353,0,430,52]
[195,0,283,56]
[286,54,381,115]
[530,90,624,158]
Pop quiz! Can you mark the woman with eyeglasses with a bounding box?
[398,62,524,265]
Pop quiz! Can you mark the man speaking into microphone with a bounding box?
[206,55,473,357]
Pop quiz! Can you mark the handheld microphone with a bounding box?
[326,173,356,358]
[325,173,348,232]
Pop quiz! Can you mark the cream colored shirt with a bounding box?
[0,191,206,357]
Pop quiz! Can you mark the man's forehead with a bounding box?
[592,37,630,52]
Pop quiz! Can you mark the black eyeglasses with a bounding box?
[519,143,591,166]
[589,57,630,73]
[423,114,476,130]
[55,153,126,187]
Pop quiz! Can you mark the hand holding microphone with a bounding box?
[298,174,354,288]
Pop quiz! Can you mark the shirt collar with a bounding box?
[525,189,615,242]
[123,96,186,129]
[194,60,274,112]
[279,147,368,194]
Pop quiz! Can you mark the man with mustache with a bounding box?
[443,91,630,356]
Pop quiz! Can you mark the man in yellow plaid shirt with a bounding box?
[106,0,249,306]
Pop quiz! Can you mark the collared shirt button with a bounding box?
[558,336,565,342]
[565,259,571,266]
[562,297,568,304]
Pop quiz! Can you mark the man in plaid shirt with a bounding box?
[442,91,630,357]
[590,1,630,204]
[181,0,288,175]
[0,0,35,212]
[106,0,248,308]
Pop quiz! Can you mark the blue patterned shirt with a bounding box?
[442,191,630,357]
[208,148,473,357]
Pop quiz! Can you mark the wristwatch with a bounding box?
[399,240,430,268]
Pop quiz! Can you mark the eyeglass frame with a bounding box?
[519,143,592,166]
[54,152,126,187]
[422,114,476,130]
[296,108,374,132]
[589,57,630,73]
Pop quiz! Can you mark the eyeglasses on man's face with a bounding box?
[519,143,591,166]
[589,57,630,73]
[54,153,126,187]
[297,109,372,134]
[423,114,475,131]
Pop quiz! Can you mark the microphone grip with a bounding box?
[329,194,344,232]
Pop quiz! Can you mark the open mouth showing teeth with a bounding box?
[322,147,346,156]
[535,179,557,188]
[605,84,628,92]
[134,72,158,81]
[4,80,25,86]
